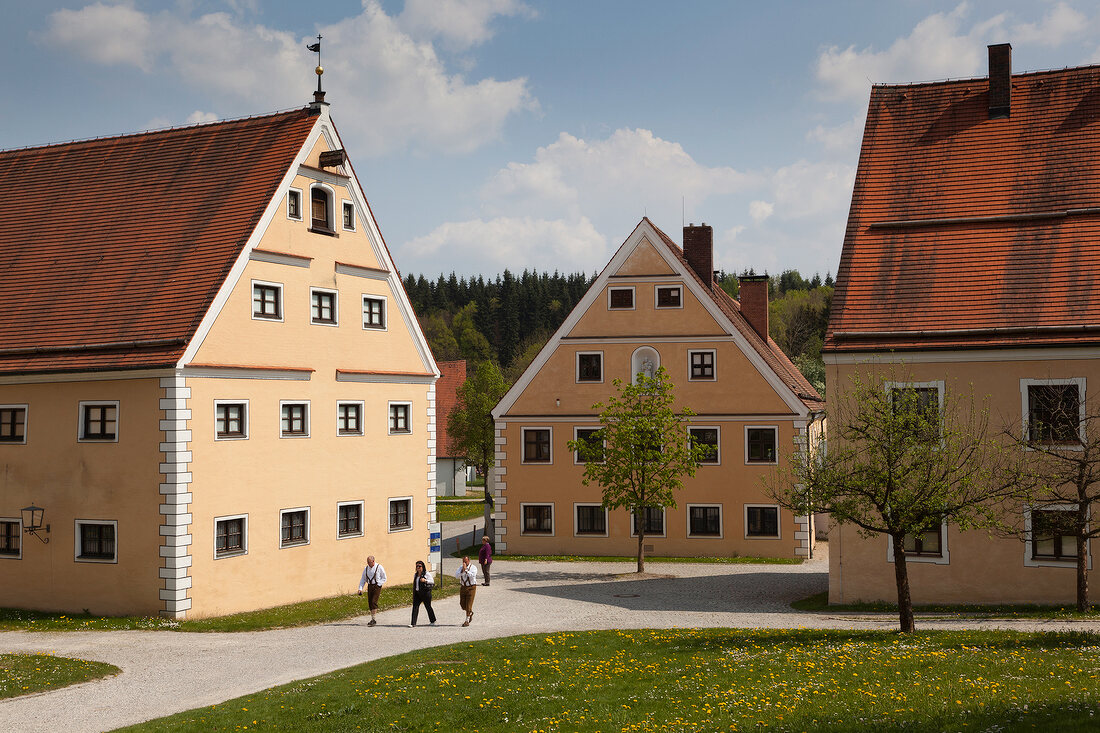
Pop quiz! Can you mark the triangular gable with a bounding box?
[178,107,438,378]
[493,218,810,418]
[613,237,676,276]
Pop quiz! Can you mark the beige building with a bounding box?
[491,219,823,558]
[825,45,1100,604]
[0,94,438,618]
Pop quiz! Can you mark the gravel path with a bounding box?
[2,547,1098,732]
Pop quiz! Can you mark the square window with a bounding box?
[574,427,604,463]
[311,289,337,325]
[903,526,943,557]
[339,502,363,537]
[632,507,664,536]
[890,385,941,442]
[215,402,247,439]
[690,427,720,464]
[252,282,282,320]
[0,519,20,558]
[287,189,302,220]
[363,296,386,329]
[338,402,363,435]
[746,427,777,463]
[577,352,602,383]
[1031,509,1078,560]
[523,428,551,463]
[342,201,355,231]
[80,402,118,441]
[281,402,309,437]
[389,403,411,434]
[280,509,309,547]
[746,506,779,538]
[215,516,246,557]
[1028,383,1081,444]
[689,350,715,380]
[389,498,412,531]
[575,505,606,535]
[608,287,634,310]
[656,286,682,308]
[0,406,26,443]
[76,521,117,562]
[522,504,553,534]
[689,506,722,537]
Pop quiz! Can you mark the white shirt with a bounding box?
[358,563,387,592]
[455,564,478,586]
[414,570,434,591]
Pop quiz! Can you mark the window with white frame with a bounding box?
[215,401,247,440]
[655,285,682,308]
[522,503,554,534]
[688,350,716,381]
[1028,506,1081,563]
[0,518,20,558]
[0,405,27,444]
[310,288,338,326]
[287,188,303,221]
[608,286,635,310]
[522,427,551,463]
[745,426,777,464]
[338,501,364,537]
[280,508,309,547]
[573,427,604,464]
[1023,379,1084,446]
[342,201,356,231]
[389,497,412,531]
[338,401,363,436]
[745,505,779,538]
[888,382,943,443]
[310,185,334,234]
[887,519,950,565]
[252,281,283,321]
[363,296,386,330]
[389,402,411,434]
[574,504,607,536]
[79,401,119,442]
[75,520,117,562]
[215,514,247,558]
[631,507,665,536]
[576,352,603,383]
[689,427,720,464]
[280,401,309,437]
[688,505,722,537]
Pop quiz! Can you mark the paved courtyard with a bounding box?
[2,548,1098,732]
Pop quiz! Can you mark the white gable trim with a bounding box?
[492,219,808,418]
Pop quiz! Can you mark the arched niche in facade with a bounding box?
[630,346,660,384]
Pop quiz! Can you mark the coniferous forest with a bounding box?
[404,269,833,393]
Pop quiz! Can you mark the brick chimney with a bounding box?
[738,275,769,340]
[683,224,714,287]
[988,43,1011,119]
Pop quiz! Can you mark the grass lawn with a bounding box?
[793,591,1100,619]
[0,583,460,633]
[437,501,486,522]
[116,628,1100,732]
[1,653,119,699]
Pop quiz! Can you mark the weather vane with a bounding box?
[307,34,323,96]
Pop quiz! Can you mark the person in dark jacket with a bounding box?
[478,535,493,586]
[410,560,436,627]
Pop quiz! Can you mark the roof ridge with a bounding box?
[872,61,1100,91]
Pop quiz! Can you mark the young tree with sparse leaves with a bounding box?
[768,373,1026,633]
[569,367,705,572]
[447,361,510,534]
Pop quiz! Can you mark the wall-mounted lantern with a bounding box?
[21,504,50,544]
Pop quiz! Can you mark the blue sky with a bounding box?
[3,1,1099,279]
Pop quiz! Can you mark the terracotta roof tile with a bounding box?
[828,64,1100,352]
[0,109,317,374]
[435,360,467,457]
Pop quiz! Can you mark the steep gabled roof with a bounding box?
[0,108,318,374]
[827,63,1100,352]
[435,360,467,457]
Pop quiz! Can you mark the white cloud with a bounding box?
[749,200,774,223]
[770,161,856,219]
[398,0,534,50]
[1012,2,1088,47]
[807,112,866,153]
[41,0,535,155]
[185,110,220,124]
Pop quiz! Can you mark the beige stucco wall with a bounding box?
[826,355,1098,605]
[0,378,165,615]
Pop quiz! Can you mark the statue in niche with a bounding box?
[642,357,654,380]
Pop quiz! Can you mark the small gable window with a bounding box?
[342,202,355,231]
[608,287,634,310]
[287,189,302,221]
[656,285,682,308]
[311,186,333,234]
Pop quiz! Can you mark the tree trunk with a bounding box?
[1077,502,1089,612]
[482,483,494,543]
[637,527,645,573]
[891,534,915,633]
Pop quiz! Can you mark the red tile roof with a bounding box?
[827,64,1100,352]
[0,109,318,374]
[646,219,823,407]
[435,360,467,457]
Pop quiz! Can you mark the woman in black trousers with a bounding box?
[410,560,436,626]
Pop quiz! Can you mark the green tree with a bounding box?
[768,373,1024,632]
[422,313,460,362]
[569,367,704,572]
[452,303,492,364]
[447,361,511,533]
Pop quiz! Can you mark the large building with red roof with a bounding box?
[0,94,439,617]
[492,218,823,558]
[825,44,1099,604]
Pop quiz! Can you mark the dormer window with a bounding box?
[311,186,333,234]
